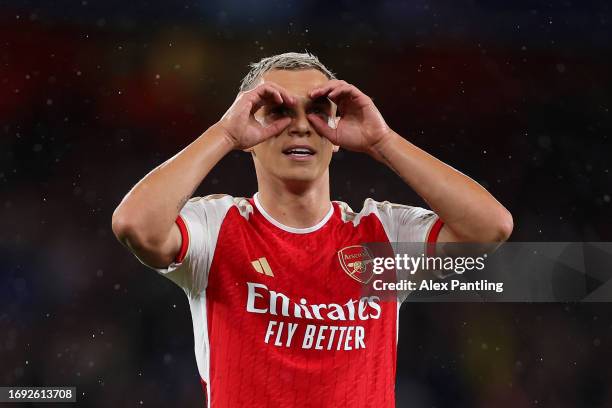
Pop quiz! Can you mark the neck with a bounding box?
[256,172,332,229]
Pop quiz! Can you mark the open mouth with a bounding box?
[282,146,316,158]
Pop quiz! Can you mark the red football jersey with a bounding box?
[140,193,443,407]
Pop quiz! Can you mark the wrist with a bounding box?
[368,129,400,162]
[207,122,239,151]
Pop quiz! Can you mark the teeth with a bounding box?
[286,148,313,155]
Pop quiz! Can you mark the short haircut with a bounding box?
[239,52,336,92]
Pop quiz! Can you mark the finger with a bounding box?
[250,84,296,114]
[260,117,292,139]
[307,113,336,143]
[250,85,283,113]
[309,80,346,99]
[328,84,358,102]
[264,82,296,107]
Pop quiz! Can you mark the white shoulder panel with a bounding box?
[139,194,236,298]
[335,198,438,242]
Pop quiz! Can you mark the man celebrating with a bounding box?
[112,52,512,407]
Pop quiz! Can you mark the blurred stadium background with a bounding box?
[1,0,611,406]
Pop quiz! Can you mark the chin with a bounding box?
[277,168,320,183]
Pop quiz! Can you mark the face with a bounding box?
[250,69,337,184]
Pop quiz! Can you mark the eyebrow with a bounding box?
[264,96,333,112]
[308,96,332,108]
[265,96,332,111]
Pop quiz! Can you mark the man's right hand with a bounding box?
[217,83,296,150]
[112,84,295,270]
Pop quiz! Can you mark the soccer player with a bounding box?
[112,52,512,407]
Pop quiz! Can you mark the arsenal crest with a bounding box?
[337,245,374,284]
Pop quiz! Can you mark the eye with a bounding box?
[269,106,290,116]
[309,107,328,117]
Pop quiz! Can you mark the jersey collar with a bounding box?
[253,192,334,234]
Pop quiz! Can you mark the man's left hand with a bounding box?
[307,80,395,158]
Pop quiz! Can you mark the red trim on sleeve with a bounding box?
[426,218,444,257]
[174,215,189,263]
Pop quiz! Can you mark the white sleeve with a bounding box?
[372,199,442,243]
[367,199,444,304]
[135,195,234,298]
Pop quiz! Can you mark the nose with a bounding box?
[287,109,311,137]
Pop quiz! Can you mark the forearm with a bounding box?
[112,123,233,247]
[371,131,513,242]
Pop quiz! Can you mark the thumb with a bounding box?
[307,114,337,143]
[261,117,292,139]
